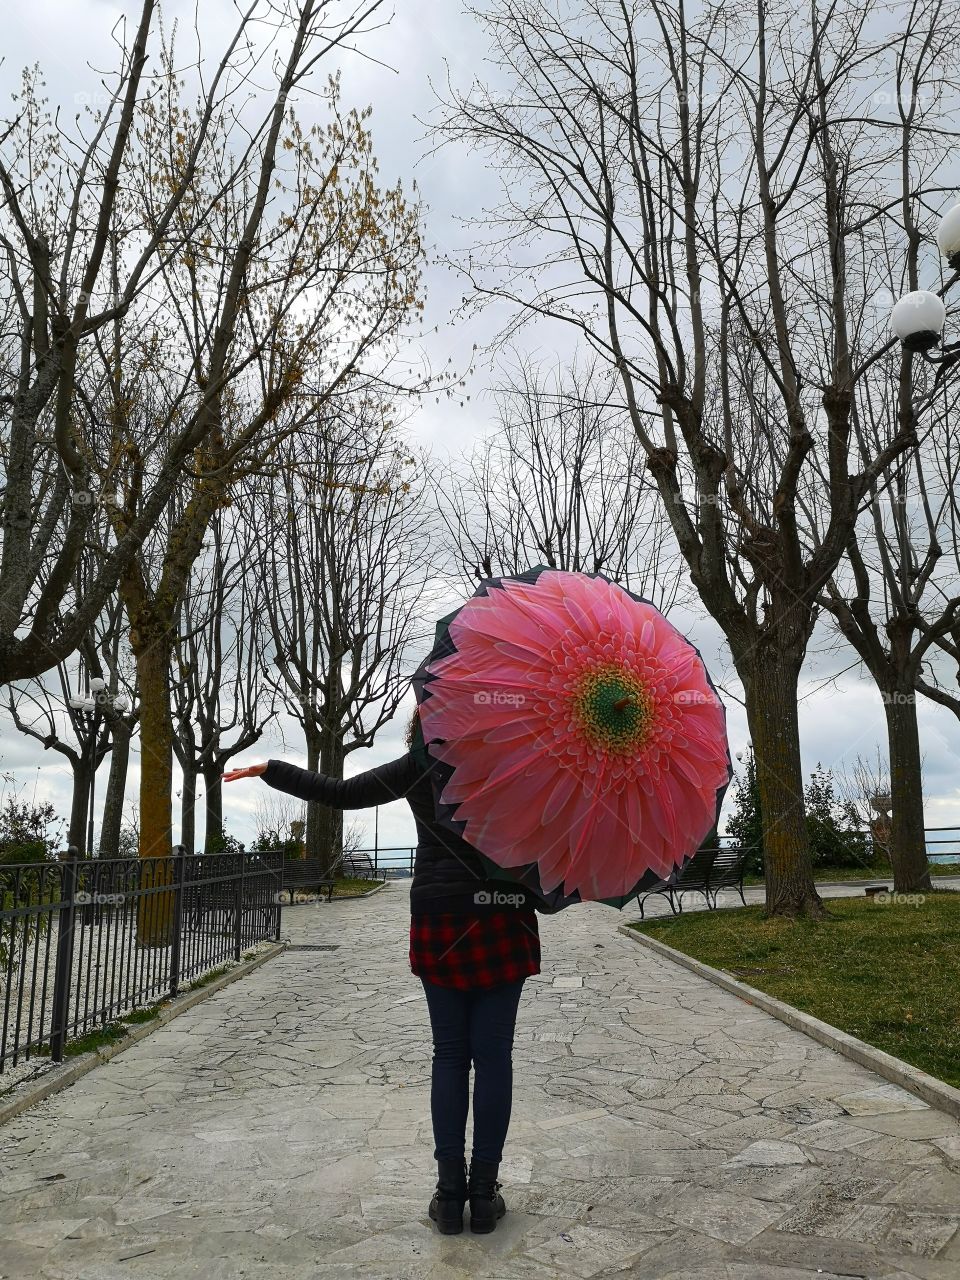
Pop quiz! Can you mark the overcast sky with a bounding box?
[1,1,959,858]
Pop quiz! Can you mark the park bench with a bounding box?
[340,851,376,879]
[279,857,335,903]
[634,845,752,918]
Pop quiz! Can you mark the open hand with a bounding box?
[222,763,268,782]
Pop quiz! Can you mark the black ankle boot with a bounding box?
[468,1156,506,1234]
[429,1157,468,1234]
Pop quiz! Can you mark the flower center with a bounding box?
[570,663,654,754]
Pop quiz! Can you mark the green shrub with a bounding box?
[725,752,871,877]
[804,763,871,869]
[0,796,65,863]
[205,830,245,856]
[249,828,302,858]
[725,747,764,875]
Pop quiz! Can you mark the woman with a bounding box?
[224,705,555,1236]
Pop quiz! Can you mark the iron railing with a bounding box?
[310,846,416,878]
[290,827,960,882]
[923,826,960,861]
[715,827,960,864]
[0,846,283,1075]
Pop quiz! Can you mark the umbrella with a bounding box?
[411,566,732,909]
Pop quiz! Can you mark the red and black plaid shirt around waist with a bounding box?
[410,908,540,990]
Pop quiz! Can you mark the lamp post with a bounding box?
[67,693,94,856]
[68,680,126,857]
[890,203,960,356]
[885,203,960,888]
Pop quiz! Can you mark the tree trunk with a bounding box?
[318,726,345,877]
[301,719,345,873]
[304,723,322,863]
[132,624,175,945]
[68,754,91,854]
[742,648,826,919]
[180,766,197,855]
[202,766,224,853]
[882,684,933,893]
[99,718,132,857]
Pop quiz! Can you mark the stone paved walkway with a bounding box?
[2,880,960,1279]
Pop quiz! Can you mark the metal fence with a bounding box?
[715,826,960,864]
[345,846,415,878]
[924,826,960,861]
[353,830,960,877]
[0,847,283,1075]
[284,846,416,879]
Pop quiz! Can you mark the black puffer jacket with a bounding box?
[262,752,553,916]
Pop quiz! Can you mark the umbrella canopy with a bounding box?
[411,566,732,909]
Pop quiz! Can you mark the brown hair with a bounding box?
[404,705,419,749]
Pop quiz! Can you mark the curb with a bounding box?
[283,879,389,907]
[740,876,960,892]
[617,923,960,1121]
[0,941,286,1128]
[336,879,388,900]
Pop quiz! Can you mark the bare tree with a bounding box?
[911,400,960,718]
[0,0,393,687]
[6,670,110,857]
[834,748,892,865]
[433,0,960,916]
[82,594,139,859]
[58,37,426,943]
[171,504,281,853]
[5,552,136,856]
[439,355,686,611]
[253,788,307,851]
[811,369,960,889]
[256,403,435,873]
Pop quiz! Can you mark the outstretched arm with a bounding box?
[257,753,421,809]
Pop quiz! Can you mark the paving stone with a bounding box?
[930,1135,960,1166]
[652,1268,867,1280]
[652,1187,791,1244]
[845,1109,958,1139]
[835,1083,932,1116]
[521,1222,673,1277]
[1,878,959,1279]
[740,1226,890,1278]
[882,1210,960,1258]
[723,1139,810,1167]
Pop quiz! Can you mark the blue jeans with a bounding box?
[420,977,526,1164]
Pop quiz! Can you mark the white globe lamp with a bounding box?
[936,204,960,271]
[891,290,946,352]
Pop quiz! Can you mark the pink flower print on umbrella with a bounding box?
[413,567,732,905]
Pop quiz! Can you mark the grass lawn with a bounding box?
[742,861,960,886]
[332,876,384,898]
[628,890,960,1089]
